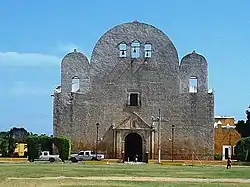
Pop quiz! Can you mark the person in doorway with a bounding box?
[227,157,232,169]
[135,154,138,163]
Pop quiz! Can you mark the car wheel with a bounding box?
[49,158,55,162]
[70,157,78,163]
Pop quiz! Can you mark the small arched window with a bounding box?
[72,76,80,92]
[119,43,127,57]
[131,40,140,58]
[144,43,152,58]
[189,76,198,93]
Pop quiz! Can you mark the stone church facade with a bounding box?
[52,21,214,161]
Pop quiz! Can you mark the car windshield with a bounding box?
[78,152,84,155]
[91,151,96,154]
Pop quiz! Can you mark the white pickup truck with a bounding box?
[35,151,61,162]
[69,150,104,163]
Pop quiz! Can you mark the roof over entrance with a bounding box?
[114,112,152,130]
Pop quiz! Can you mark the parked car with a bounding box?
[34,151,61,162]
[69,150,104,163]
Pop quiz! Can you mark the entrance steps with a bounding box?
[123,161,146,164]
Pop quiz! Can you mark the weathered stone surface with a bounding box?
[52,21,214,160]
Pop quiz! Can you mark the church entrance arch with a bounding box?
[124,133,142,162]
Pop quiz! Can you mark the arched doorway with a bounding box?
[125,133,142,162]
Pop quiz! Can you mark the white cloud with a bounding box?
[0,52,61,67]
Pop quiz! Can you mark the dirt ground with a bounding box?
[7,176,250,183]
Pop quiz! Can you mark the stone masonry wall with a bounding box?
[53,21,214,160]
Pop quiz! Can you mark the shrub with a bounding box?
[26,136,41,161]
[53,136,71,162]
[27,135,71,162]
[39,135,53,154]
[27,135,53,161]
[214,154,222,160]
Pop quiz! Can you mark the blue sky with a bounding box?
[0,0,250,134]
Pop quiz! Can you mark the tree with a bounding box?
[235,106,250,138]
[0,137,8,156]
[0,127,29,157]
[0,131,9,156]
[235,137,250,161]
[9,127,29,143]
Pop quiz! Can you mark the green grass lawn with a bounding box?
[0,163,249,187]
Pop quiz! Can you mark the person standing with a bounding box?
[135,154,138,163]
[227,157,232,169]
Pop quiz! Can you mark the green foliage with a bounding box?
[0,138,9,156]
[236,137,250,161]
[26,136,41,161]
[39,135,53,153]
[0,128,30,157]
[9,127,29,143]
[27,135,55,161]
[214,154,222,160]
[236,107,250,138]
[0,131,9,139]
[236,120,250,138]
[8,136,15,155]
[26,135,71,162]
[53,136,71,162]
[0,131,17,156]
[0,132,9,156]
